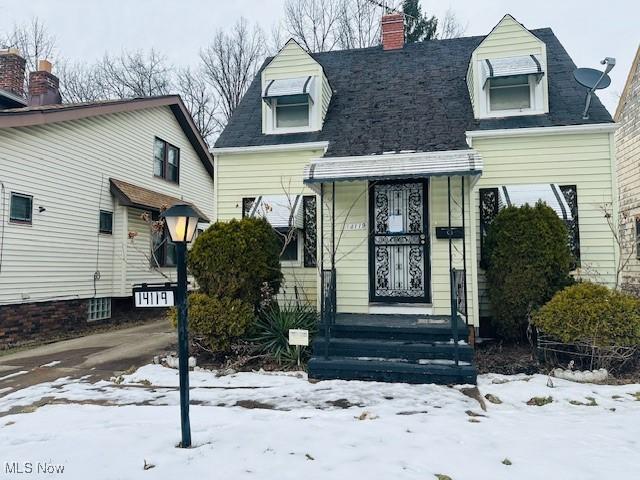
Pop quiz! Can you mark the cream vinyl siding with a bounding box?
[468,14,549,118]
[616,52,640,292]
[472,131,617,316]
[215,148,326,305]
[0,106,214,305]
[261,40,332,132]
[319,179,478,325]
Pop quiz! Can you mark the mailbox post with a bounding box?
[161,203,200,448]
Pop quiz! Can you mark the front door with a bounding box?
[369,180,430,303]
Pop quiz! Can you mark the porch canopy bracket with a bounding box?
[303,149,483,190]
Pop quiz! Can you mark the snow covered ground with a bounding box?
[0,365,639,479]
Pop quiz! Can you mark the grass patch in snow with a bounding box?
[502,458,512,465]
[434,475,453,480]
[526,396,553,406]
[569,396,598,406]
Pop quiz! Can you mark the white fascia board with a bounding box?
[211,141,329,156]
[466,123,618,146]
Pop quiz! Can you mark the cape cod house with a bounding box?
[0,50,213,347]
[616,45,640,294]
[212,14,617,384]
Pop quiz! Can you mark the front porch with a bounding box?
[303,149,483,385]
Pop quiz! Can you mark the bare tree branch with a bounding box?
[284,0,343,52]
[200,18,266,125]
[437,8,467,40]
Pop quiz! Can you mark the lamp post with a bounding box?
[161,203,199,448]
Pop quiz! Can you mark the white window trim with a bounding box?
[263,75,321,135]
[482,74,544,118]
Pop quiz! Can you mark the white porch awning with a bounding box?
[247,194,304,229]
[262,76,315,103]
[498,184,572,220]
[303,150,483,187]
[481,55,543,87]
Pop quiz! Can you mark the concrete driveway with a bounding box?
[0,320,175,395]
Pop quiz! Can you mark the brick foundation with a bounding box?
[0,297,166,349]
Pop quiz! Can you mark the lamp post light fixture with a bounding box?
[161,203,200,448]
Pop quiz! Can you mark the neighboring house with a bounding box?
[616,45,640,294]
[213,13,617,384]
[0,50,214,347]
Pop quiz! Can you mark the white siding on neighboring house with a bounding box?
[0,106,214,305]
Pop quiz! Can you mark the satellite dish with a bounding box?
[574,68,611,90]
[574,57,616,119]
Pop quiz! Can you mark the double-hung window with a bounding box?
[275,96,310,128]
[10,192,32,224]
[488,75,531,111]
[154,137,180,183]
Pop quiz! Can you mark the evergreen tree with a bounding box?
[402,0,437,42]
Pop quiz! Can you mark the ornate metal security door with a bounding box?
[369,180,430,303]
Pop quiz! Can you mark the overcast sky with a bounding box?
[0,0,637,114]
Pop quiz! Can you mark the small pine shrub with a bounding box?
[251,303,318,366]
[484,203,574,340]
[169,293,254,353]
[187,217,283,309]
[533,283,640,347]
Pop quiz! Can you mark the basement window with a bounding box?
[88,297,112,321]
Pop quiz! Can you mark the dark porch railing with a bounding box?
[450,268,467,367]
[321,268,336,359]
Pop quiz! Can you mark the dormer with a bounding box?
[467,14,549,119]
[261,39,331,135]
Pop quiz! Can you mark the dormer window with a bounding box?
[275,96,310,128]
[480,55,545,118]
[262,76,318,134]
[488,75,531,111]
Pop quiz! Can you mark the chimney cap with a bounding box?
[38,59,52,73]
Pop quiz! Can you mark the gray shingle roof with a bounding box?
[214,28,613,157]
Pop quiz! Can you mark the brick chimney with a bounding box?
[0,48,26,97]
[28,60,62,106]
[381,13,405,51]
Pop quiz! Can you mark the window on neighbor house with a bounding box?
[88,297,111,321]
[153,137,180,183]
[488,75,531,112]
[151,213,176,267]
[636,217,640,260]
[99,210,113,234]
[274,96,310,128]
[9,192,32,224]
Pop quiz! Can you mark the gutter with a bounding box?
[211,141,329,155]
[465,123,618,147]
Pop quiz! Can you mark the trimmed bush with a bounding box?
[251,303,318,366]
[533,283,640,347]
[170,293,254,353]
[484,203,574,340]
[188,217,283,309]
